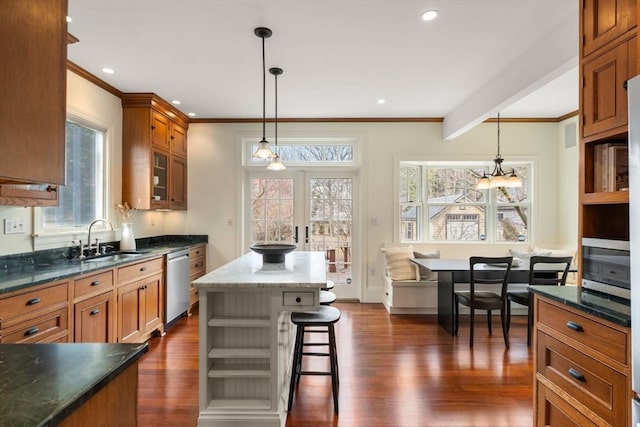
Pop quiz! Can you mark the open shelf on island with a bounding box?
[208,348,271,359]
[208,317,270,327]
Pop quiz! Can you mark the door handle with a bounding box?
[294,226,299,243]
[305,226,309,243]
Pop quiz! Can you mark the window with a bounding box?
[42,120,105,232]
[244,138,358,167]
[399,162,530,243]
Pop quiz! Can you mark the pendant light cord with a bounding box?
[262,36,266,140]
[496,113,501,158]
[274,73,278,152]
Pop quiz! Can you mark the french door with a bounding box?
[247,170,359,300]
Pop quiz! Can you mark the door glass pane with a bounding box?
[309,178,353,285]
[250,178,294,242]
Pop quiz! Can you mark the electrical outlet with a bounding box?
[4,219,25,234]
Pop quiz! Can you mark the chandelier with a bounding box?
[252,27,276,159]
[267,67,286,171]
[476,113,522,189]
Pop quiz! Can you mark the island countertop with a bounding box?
[0,342,148,427]
[193,251,326,289]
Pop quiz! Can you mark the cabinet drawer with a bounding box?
[189,245,205,260]
[537,331,627,426]
[74,270,114,299]
[190,257,206,274]
[536,299,627,365]
[283,292,315,307]
[536,381,599,427]
[1,307,68,343]
[117,257,163,285]
[0,282,68,322]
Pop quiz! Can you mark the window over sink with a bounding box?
[34,113,111,250]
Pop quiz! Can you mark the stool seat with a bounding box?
[322,280,335,291]
[320,290,337,305]
[291,305,340,325]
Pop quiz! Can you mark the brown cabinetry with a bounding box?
[533,295,630,426]
[0,0,67,187]
[72,270,114,343]
[188,244,207,315]
[116,257,164,343]
[579,0,637,259]
[122,94,189,211]
[0,281,70,343]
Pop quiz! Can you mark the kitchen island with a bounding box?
[193,251,325,427]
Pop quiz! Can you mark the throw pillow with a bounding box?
[413,250,440,281]
[381,246,417,281]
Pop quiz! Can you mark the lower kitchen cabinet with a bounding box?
[116,257,164,343]
[188,244,207,315]
[533,294,631,426]
[74,292,114,343]
[0,280,70,343]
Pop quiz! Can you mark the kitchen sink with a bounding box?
[81,251,149,263]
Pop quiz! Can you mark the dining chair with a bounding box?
[507,255,573,346]
[454,256,513,348]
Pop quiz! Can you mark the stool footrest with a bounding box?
[300,371,332,376]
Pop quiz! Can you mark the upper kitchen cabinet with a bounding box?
[0,0,67,186]
[582,0,637,58]
[122,94,189,210]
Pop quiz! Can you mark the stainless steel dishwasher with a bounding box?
[166,249,190,325]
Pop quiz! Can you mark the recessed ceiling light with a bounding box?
[171,100,181,105]
[377,99,386,104]
[66,16,73,23]
[188,112,196,117]
[102,68,115,74]
[421,10,439,21]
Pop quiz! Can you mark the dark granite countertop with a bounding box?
[0,342,148,427]
[0,235,207,295]
[530,285,630,327]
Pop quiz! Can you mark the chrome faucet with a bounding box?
[84,218,114,257]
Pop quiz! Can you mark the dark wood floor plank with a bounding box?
[138,302,533,427]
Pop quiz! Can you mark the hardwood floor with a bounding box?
[138,302,533,427]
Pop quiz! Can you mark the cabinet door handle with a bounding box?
[90,280,100,286]
[566,321,584,332]
[26,297,41,306]
[90,309,100,316]
[46,185,57,193]
[24,327,39,336]
[151,125,156,130]
[568,368,586,382]
[305,226,309,243]
[140,267,147,272]
[294,226,299,243]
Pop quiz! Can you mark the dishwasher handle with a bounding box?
[168,254,189,263]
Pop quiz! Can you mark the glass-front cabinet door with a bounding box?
[152,149,169,208]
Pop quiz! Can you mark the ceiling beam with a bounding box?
[442,14,579,140]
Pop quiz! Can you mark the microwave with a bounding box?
[582,238,630,299]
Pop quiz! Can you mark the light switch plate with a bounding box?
[4,219,25,234]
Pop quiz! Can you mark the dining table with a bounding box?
[411,257,577,335]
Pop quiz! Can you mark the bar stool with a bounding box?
[288,305,340,413]
[320,290,336,305]
[323,280,335,291]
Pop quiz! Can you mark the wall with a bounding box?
[0,71,578,304]
[172,119,574,302]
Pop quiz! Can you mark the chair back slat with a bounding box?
[528,256,573,287]
[469,256,513,299]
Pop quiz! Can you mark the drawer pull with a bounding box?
[24,327,39,336]
[26,297,41,306]
[568,367,586,382]
[90,280,100,286]
[140,267,147,272]
[566,321,584,332]
[296,297,301,303]
[90,309,100,316]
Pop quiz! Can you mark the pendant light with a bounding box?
[267,67,286,171]
[253,27,276,159]
[476,113,523,189]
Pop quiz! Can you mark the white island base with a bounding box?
[193,252,326,427]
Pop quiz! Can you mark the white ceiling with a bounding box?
[67,0,579,138]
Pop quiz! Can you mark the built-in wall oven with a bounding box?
[581,237,630,300]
